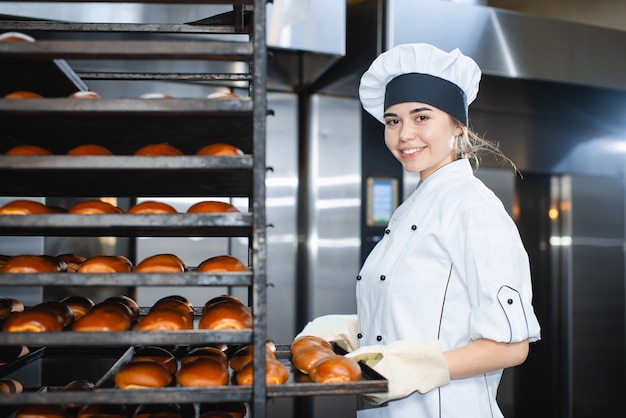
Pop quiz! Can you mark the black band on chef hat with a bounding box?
[384,73,468,126]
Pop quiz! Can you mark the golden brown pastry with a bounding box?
[308,355,362,383]
[290,335,334,356]
[202,294,244,314]
[136,308,192,331]
[115,361,173,389]
[199,300,252,330]
[32,301,74,327]
[3,309,64,332]
[106,295,140,319]
[0,31,35,42]
[292,344,336,375]
[195,143,244,156]
[229,342,277,373]
[15,404,66,417]
[0,297,23,319]
[5,144,52,155]
[67,144,112,155]
[128,201,178,214]
[1,254,63,273]
[68,200,124,215]
[135,254,186,273]
[235,358,289,385]
[0,199,52,215]
[77,256,133,273]
[134,143,184,156]
[196,255,248,273]
[186,200,240,213]
[71,301,133,332]
[56,254,86,272]
[175,357,229,387]
[151,296,194,321]
[0,378,23,393]
[131,346,177,374]
[59,295,94,320]
[68,91,101,99]
[181,346,228,368]
[4,90,43,99]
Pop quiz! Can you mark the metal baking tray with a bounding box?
[0,343,387,406]
[0,213,252,237]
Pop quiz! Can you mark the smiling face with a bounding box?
[384,102,463,181]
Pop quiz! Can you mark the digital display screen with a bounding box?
[366,177,398,226]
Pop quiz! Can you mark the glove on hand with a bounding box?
[346,340,450,405]
[295,314,358,352]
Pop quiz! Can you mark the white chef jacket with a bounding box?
[356,159,541,418]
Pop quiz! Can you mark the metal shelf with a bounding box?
[0,272,252,286]
[0,213,252,236]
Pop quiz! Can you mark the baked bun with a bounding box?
[0,31,35,42]
[135,254,186,273]
[199,402,246,418]
[131,346,177,374]
[60,295,94,320]
[292,345,335,375]
[136,308,192,331]
[128,201,178,214]
[139,92,173,99]
[187,200,240,213]
[33,301,74,327]
[181,346,228,368]
[134,143,183,156]
[68,91,101,99]
[3,309,63,332]
[0,199,52,215]
[0,378,23,393]
[196,255,248,273]
[308,355,362,383]
[77,404,127,418]
[4,90,43,99]
[115,361,173,389]
[0,345,29,365]
[151,297,194,322]
[290,335,333,356]
[0,297,24,319]
[175,357,229,387]
[67,144,112,155]
[77,256,133,273]
[5,145,52,155]
[71,301,133,332]
[202,294,244,314]
[206,91,240,99]
[229,342,276,372]
[235,358,289,385]
[15,404,66,417]
[68,200,124,214]
[195,143,243,156]
[105,295,140,319]
[1,254,63,273]
[56,254,86,272]
[199,300,252,330]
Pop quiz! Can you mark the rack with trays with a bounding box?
[0,0,270,416]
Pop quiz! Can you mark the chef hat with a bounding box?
[359,43,481,126]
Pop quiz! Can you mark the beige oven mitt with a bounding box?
[346,340,450,405]
[295,314,358,352]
